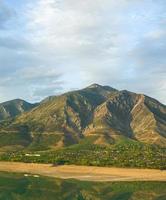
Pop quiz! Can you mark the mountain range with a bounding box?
[0,83,165,153]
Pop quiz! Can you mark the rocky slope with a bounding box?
[0,84,165,150]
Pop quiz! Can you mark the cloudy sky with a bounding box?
[0,0,165,104]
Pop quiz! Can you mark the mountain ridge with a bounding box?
[0,84,165,152]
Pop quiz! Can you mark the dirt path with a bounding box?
[0,162,166,182]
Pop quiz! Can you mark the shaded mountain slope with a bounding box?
[0,99,37,121]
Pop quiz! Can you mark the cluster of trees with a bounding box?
[0,142,165,169]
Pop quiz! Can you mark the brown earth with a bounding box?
[0,162,166,182]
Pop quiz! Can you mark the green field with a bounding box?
[0,172,165,200]
[0,138,165,169]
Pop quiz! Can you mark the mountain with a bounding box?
[0,99,37,121]
[0,84,165,152]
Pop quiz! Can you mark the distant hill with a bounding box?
[0,84,165,150]
[0,99,37,121]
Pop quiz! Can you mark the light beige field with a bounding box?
[0,161,166,182]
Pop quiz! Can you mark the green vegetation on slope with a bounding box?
[0,172,165,200]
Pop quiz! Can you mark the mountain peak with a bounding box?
[86,83,117,93]
[87,83,102,88]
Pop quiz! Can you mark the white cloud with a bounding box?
[0,0,165,104]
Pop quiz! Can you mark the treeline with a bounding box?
[0,142,165,170]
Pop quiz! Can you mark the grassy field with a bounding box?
[0,171,166,200]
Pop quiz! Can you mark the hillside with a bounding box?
[0,84,165,168]
[0,99,37,121]
[5,84,165,148]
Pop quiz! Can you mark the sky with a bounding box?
[0,0,165,104]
